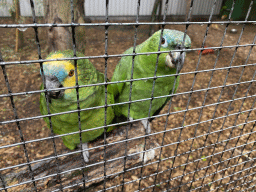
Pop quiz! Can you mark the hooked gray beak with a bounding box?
[165,45,186,73]
[44,75,63,100]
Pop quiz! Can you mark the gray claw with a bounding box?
[141,119,151,134]
[82,143,89,163]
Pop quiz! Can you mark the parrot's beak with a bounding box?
[44,75,64,100]
[165,45,186,73]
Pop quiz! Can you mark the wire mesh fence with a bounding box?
[0,0,256,191]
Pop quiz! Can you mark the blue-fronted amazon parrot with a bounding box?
[111,29,191,133]
[40,50,115,162]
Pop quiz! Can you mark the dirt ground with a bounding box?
[0,17,256,192]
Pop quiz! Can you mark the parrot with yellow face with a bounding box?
[40,50,115,162]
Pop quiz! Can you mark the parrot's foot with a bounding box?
[140,119,151,134]
[129,117,151,134]
[82,143,90,163]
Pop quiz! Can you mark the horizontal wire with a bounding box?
[1,62,256,99]
[105,147,256,192]
[228,177,256,192]
[0,21,256,29]
[1,44,255,66]
[48,150,256,192]
[1,80,255,126]
[1,120,256,182]
[139,169,256,192]
[2,144,255,191]
[240,180,256,192]
[147,157,256,192]
[2,130,256,190]
[1,9,256,192]
[0,106,255,161]
[0,98,255,151]
[191,165,256,192]
[209,172,256,192]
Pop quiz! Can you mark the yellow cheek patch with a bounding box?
[63,75,76,87]
[45,52,80,88]
[64,88,73,95]
[62,62,80,88]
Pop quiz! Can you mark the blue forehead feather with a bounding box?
[41,64,68,83]
[162,29,191,47]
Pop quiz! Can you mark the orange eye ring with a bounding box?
[69,69,74,77]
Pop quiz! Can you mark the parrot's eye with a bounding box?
[161,37,168,48]
[69,69,74,77]
[161,38,165,45]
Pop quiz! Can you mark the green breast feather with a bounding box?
[111,29,191,120]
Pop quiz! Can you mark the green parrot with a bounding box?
[40,50,115,162]
[111,29,191,133]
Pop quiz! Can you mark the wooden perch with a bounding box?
[4,121,160,191]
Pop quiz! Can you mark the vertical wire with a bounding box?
[137,0,169,190]
[187,1,238,191]
[241,124,256,190]
[0,64,38,191]
[0,52,12,192]
[240,168,256,191]
[166,0,218,190]
[197,2,254,190]
[223,98,256,191]
[220,78,256,191]
[1,1,256,192]
[1,58,38,189]
[250,185,256,192]
[103,0,109,191]
[230,168,256,192]
[70,0,86,190]
[29,0,63,191]
[152,0,195,191]
[228,102,256,188]
[222,99,256,191]
[216,10,255,189]
[121,0,140,191]
[247,181,256,192]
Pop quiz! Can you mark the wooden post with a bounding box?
[15,0,24,52]
[157,0,162,30]
[149,0,161,36]
[185,0,192,21]
[44,0,89,53]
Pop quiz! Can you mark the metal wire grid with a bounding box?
[0,0,256,191]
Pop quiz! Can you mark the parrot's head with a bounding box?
[41,51,78,100]
[148,29,191,73]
